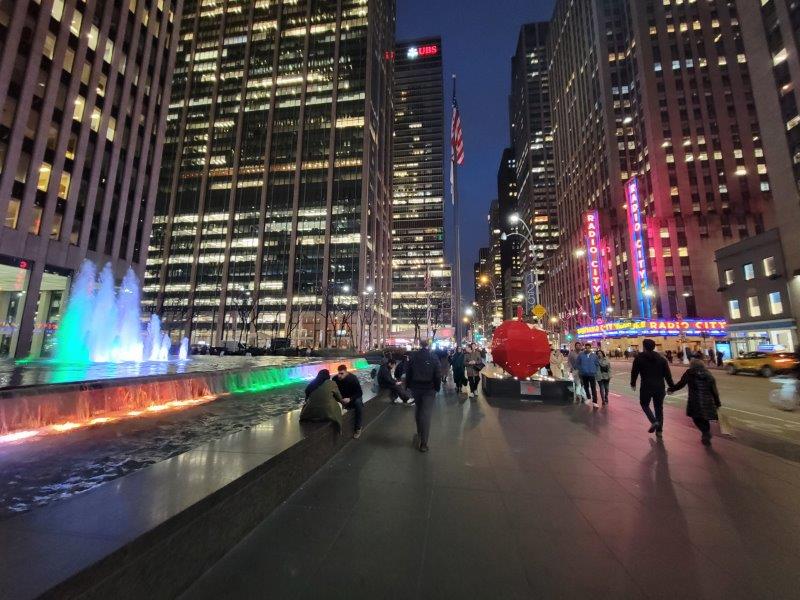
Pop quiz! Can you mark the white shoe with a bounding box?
[406,399,415,406]
[393,398,403,404]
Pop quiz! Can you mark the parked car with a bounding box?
[725,351,799,377]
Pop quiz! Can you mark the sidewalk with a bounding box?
[181,386,800,600]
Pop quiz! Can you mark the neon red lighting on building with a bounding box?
[583,210,608,318]
[418,44,438,56]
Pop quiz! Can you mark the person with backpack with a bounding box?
[669,359,722,445]
[596,349,611,406]
[406,339,442,452]
[630,339,675,436]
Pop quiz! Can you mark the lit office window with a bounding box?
[769,292,783,315]
[747,296,761,317]
[763,256,777,277]
[728,299,740,320]
[743,263,755,280]
[724,269,734,285]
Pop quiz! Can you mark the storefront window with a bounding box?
[0,262,30,358]
[29,270,71,358]
[768,291,783,315]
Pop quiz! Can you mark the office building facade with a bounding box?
[145,0,395,349]
[391,37,451,337]
[542,0,777,328]
[495,147,522,318]
[510,22,558,288]
[0,0,181,358]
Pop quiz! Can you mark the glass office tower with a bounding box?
[0,0,180,358]
[391,37,452,338]
[145,0,395,349]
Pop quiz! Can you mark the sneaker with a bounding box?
[419,444,429,453]
[592,402,599,408]
[353,428,362,439]
[406,399,415,406]
[648,422,658,433]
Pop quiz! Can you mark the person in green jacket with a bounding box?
[300,369,344,431]
[451,347,467,394]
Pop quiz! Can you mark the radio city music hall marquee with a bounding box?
[576,319,728,340]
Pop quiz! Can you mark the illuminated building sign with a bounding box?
[576,319,727,340]
[625,177,652,318]
[406,44,438,60]
[583,210,608,318]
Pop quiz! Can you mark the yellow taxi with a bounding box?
[725,351,798,377]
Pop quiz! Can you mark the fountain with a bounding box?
[53,261,181,364]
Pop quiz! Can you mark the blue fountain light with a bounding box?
[53,260,187,364]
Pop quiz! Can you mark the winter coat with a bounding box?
[451,352,467,385]
[671,367,721,421]
[300,379,343,430]
[465,350,483,378]
[596,357,611,381]
[631,350,675,390]
[576,352,599,377]
[549,352,566,379]
[377,362,397,389]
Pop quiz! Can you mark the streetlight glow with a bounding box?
[509,213,520,225]
[574,248,586,258]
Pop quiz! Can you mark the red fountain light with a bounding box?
[491,307,551,379]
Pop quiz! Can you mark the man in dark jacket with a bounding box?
[630,338,675,435]
[334,364,364,439]
[377,358,410,403]
[406,339,442,452]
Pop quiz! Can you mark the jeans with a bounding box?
[580,375,598,403]
[345,395,363,430]
[468,375,480,393]
[411,387,436,446]
[692,417,711,435]
[639,386,665,429]
[598,379,609,404]
[384,383,410,402]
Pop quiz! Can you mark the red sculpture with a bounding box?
[491,307,551,379]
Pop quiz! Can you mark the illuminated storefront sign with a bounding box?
[406,44,438,59]
[576,319,727,340]
[625,177,652,318]
[583,210,608,318]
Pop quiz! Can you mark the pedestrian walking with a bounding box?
[596,349,611,405]
[451,346,468,394]
[568,342,587,402]
[465,343,483,398]
[707,348,716,367]
[630,338,675,436]
[666,349,673,364]
[668,359,722,445]
[406,339,442,453]
[300,369,344,431]
[436,347,450,388]
[333,364,364,439]
[577,345,600,406]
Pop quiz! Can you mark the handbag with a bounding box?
[718,409,735,437]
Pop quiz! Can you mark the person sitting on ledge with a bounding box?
[300,369,343,432]
[334,364,364,439]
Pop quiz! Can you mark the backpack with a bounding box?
[409,351,436,385]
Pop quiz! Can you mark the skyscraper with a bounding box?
[145,0,396,350]
[509,22,557,295]
[391,37,452,337]
[0,0,181,358]
[543,0,776,323]
[496,147,521,318]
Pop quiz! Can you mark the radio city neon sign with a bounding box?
[625,177,652,318]
[583,210,607,317]
[576,319,727,339]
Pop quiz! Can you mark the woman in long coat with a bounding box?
[300,369,344,431]
[451,347,467,394]
[669,359,721,445]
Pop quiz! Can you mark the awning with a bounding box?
[726,319,796,333]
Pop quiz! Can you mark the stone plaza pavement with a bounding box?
[182,386,800,600]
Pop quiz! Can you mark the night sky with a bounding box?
[396,0,556,302]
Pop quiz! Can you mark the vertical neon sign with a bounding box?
[625,177,652,318]
[583,210,608,318]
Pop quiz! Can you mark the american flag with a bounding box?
[451,95,464,166]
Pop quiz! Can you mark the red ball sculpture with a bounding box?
[491,307,551,379]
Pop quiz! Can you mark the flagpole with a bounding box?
[452,77,463,345]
